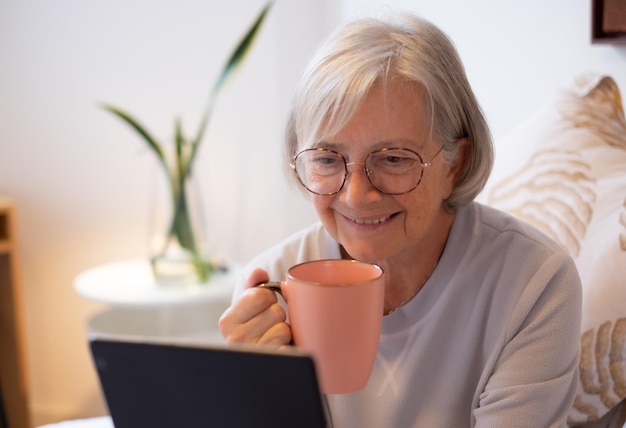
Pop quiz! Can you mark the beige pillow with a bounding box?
[481,73,626,425]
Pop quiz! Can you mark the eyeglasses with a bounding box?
[291,146,443,196]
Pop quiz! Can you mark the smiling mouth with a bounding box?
[347,214,394,225]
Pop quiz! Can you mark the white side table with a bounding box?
[74,259,238,307]
[74,259,240,343]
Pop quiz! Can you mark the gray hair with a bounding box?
[284,12,493,207]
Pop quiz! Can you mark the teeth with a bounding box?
[353,216,390,225]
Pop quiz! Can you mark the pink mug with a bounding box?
[258,259,385,394]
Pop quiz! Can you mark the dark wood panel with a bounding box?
[592,0,626,44]
[0,200,31,428]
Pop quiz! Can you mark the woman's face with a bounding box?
[311,80,461,265]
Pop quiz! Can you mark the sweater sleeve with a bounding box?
[473,252,582,428]
[231,222,340,302]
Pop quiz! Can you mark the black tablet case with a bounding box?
[90,338,328,428]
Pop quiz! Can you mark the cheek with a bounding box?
[425,162,456,201]
[312,196,333,222]
[398,182,442,228]
[399,195,427,226]
[311,195,341,240]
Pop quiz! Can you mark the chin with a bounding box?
[341,243,393,264]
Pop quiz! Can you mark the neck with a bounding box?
[339,206,455,315]
[380,213,453,315]
[382,258,438,315]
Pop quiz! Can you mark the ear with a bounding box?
[452,138,469,178]
[444,137,469,197]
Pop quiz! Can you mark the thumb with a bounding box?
[244,268,270,289]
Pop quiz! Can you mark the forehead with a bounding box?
[315,80,432,153]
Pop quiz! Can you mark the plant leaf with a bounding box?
[174,118,186,179]
[192,1,273,149]
[101,103,167,167]
[211,1,274,97]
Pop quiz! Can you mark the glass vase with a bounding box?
[148,161,215,286]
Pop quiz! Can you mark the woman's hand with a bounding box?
[218,268,292,347]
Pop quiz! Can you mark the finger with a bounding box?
[222,302,287,345]
[244,268,270,289]
[225,286,278,325]
[257,321,292,347]
[218,268,283,344]
[238,302,289,346]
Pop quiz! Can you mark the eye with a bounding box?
[369,149,419,172]
[382,154,406,164]
[312,153,341,166]
[297,149,345,176]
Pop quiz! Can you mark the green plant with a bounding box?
[101,2,273,282]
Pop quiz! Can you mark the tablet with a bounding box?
[89,335,328,428]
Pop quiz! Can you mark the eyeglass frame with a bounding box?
[290,146,444,196]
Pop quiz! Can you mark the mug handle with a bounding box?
[254,281,284,297]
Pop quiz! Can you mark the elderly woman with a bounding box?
[219,11,581,428]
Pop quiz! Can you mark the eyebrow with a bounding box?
[314,139,423,152]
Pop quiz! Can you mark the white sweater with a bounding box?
[234,202,582,427]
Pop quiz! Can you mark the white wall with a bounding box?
[0,0,331,424]
[1,0,625,424]
[339,0,626,141]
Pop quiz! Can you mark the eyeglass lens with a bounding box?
[293,148,426,195]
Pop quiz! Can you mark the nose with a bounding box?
[341,161,380,204]
[345,161,367,175]
[345,161,370,186]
